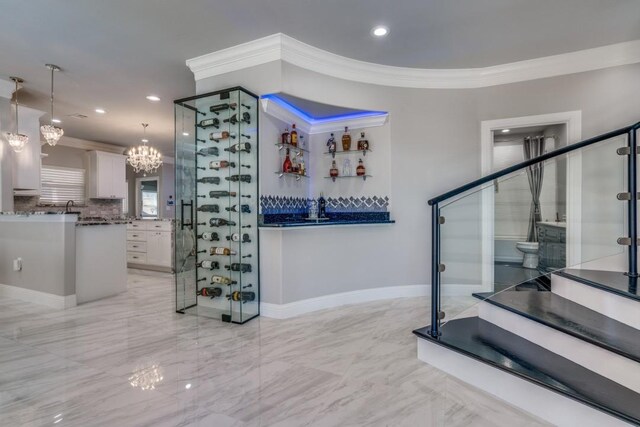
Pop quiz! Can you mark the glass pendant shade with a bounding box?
[5,77,29,153]
[127,123,163,175]
[40,64,64,146]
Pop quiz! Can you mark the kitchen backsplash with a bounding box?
[13,196,124,218]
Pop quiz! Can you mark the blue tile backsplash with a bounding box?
[260,195,390,215]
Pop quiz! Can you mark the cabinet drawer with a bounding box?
[127,221,148,231]
[148,221,172,232]
[127,252,147,263]
[127,231,147,242]
[127,241,147,253]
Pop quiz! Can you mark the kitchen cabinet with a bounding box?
[126,220,173,271]
[88,151,127,199]
[12,106,45,195]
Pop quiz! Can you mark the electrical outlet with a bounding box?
[13,258,22,272]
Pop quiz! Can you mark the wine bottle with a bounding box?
[290,123,298,147]
[209,131,236,142]
[198,287,222,298]
[227,291,255,302]
[282,148,292,173]
[241,112,251,124]
[197,204,220,213]
[226,233,251,243]
[209,161,236,170]
[198,232,219,241]
[225,263,252,273]
[209,190,237,198]
[211,275,237,285]
[226,204,250,213]
[225,174,251,183]
[223,114,238,125]
[225,142,251,154]
[209,218,236,227]
[198,118,219,129]
[197,176,221,184]
[197,260,220,270]
[197,147,219,156]
[209,103,237,113]
[209,247,236,256]
[318,192,326,218]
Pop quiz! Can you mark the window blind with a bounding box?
[40,166,86,204]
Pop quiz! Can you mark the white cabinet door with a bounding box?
[146,231,172,267]
[12,106,44,194]
[111,155,127,199]
[96,154,113,198]
[89,151,127,199]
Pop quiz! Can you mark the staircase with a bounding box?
[415,122,640,426]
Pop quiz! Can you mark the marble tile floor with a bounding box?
[0,272,550,427]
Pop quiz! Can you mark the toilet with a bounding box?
[516,241,539,269]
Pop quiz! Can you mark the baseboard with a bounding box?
[260,284,429,319]
[417,338,629,427]
[0,284,76,309]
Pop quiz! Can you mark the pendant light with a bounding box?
[127,123,163,176]
[40,64,64,146]
[5,77,29,153]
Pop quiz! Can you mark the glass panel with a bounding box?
[437,134,627,331]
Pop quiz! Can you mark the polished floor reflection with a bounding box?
[0,271,549,426]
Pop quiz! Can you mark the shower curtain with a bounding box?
[523,136,546,242]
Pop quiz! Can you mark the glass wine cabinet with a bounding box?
[174,87,259,324]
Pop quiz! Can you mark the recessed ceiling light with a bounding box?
[185,383,192,390]
[52,118,62,124]
[182,132,189,136]
[501,129,510,133]
[146,95,161,102]
[372,26,389,37]
[141,138,149,143]
[95,108,106,114]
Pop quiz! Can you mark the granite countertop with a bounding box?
[76,219,131,227]
[260,219,396,228]
[259,212,394,229]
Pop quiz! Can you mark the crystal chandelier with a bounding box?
[40,64,64,146]
[5,77,29,153]
[127,123,163,175]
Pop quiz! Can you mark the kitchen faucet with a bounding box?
[65,200,75,213]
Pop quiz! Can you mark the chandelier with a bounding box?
[40,64,64,146]
[127,123,162,175]
[5,77,29,153]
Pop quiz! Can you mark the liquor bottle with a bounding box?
[211,275,237,285]
[209,103,237,113]
[225,174,251,183]
[227,291,256,302]
[291,155,298,173]
[226,204,251,213]
[299,159,306,176]
[282,148,292,173]
[356,158,366,176]
[318,192,326,218]
[198,118,219,129]
[357,131,369,151]
[225,263,252,273]
[197,147,219,156]
[223,114,239,125]
[209,218,237,227]
[210,131,235,141]
[209,190,237,198]
[197,176,221,184]
[197,260,219,270]
[327,133,337,154]
[330,160,339,178]
[197,204,219,213]
[198,232,219,241]
[209,160,236,170]
[281,127,290,145]
[197,287,222,298]
[299,134,305,149]
[226,233,251,243]
[209,247,237,256]
[342,126,351,151]
[290,124,298,147]
[225,142,251,154]
[241,112,251,124]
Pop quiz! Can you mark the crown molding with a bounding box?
[0,78,14,99]
[187,34,640,89]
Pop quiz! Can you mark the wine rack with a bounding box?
[174,87,259,324]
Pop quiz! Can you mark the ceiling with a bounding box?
[0,0,638,155]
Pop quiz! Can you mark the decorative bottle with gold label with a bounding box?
[341,126,351,151]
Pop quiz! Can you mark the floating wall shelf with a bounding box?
[275,142,309,155]
[325,148,372,158]
[325,175,371,182]
[275,171,309,181]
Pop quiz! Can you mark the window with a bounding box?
[40,166,86,205]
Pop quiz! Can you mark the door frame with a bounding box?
[479,111,582,291]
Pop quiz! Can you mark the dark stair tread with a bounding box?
[555,269,640,301]
[414,317,640,425]
[473,290,640,363]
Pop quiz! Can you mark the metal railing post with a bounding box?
[430,203,441,337]
[628,129,638,277]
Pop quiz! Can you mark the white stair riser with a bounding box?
[551,274,640,330]
[417,338,630,427]
[479,302,640,394]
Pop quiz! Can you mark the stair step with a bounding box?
[414,317,640,425]
[474,290,640,363]
[555,269,639,302]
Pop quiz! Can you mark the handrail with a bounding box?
[428,122,640,206]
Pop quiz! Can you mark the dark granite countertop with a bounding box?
[259,212,394,228]
[260,219,395,228]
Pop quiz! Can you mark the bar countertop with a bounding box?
[259,212,394,229]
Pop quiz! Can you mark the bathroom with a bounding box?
[493,124,568,285]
